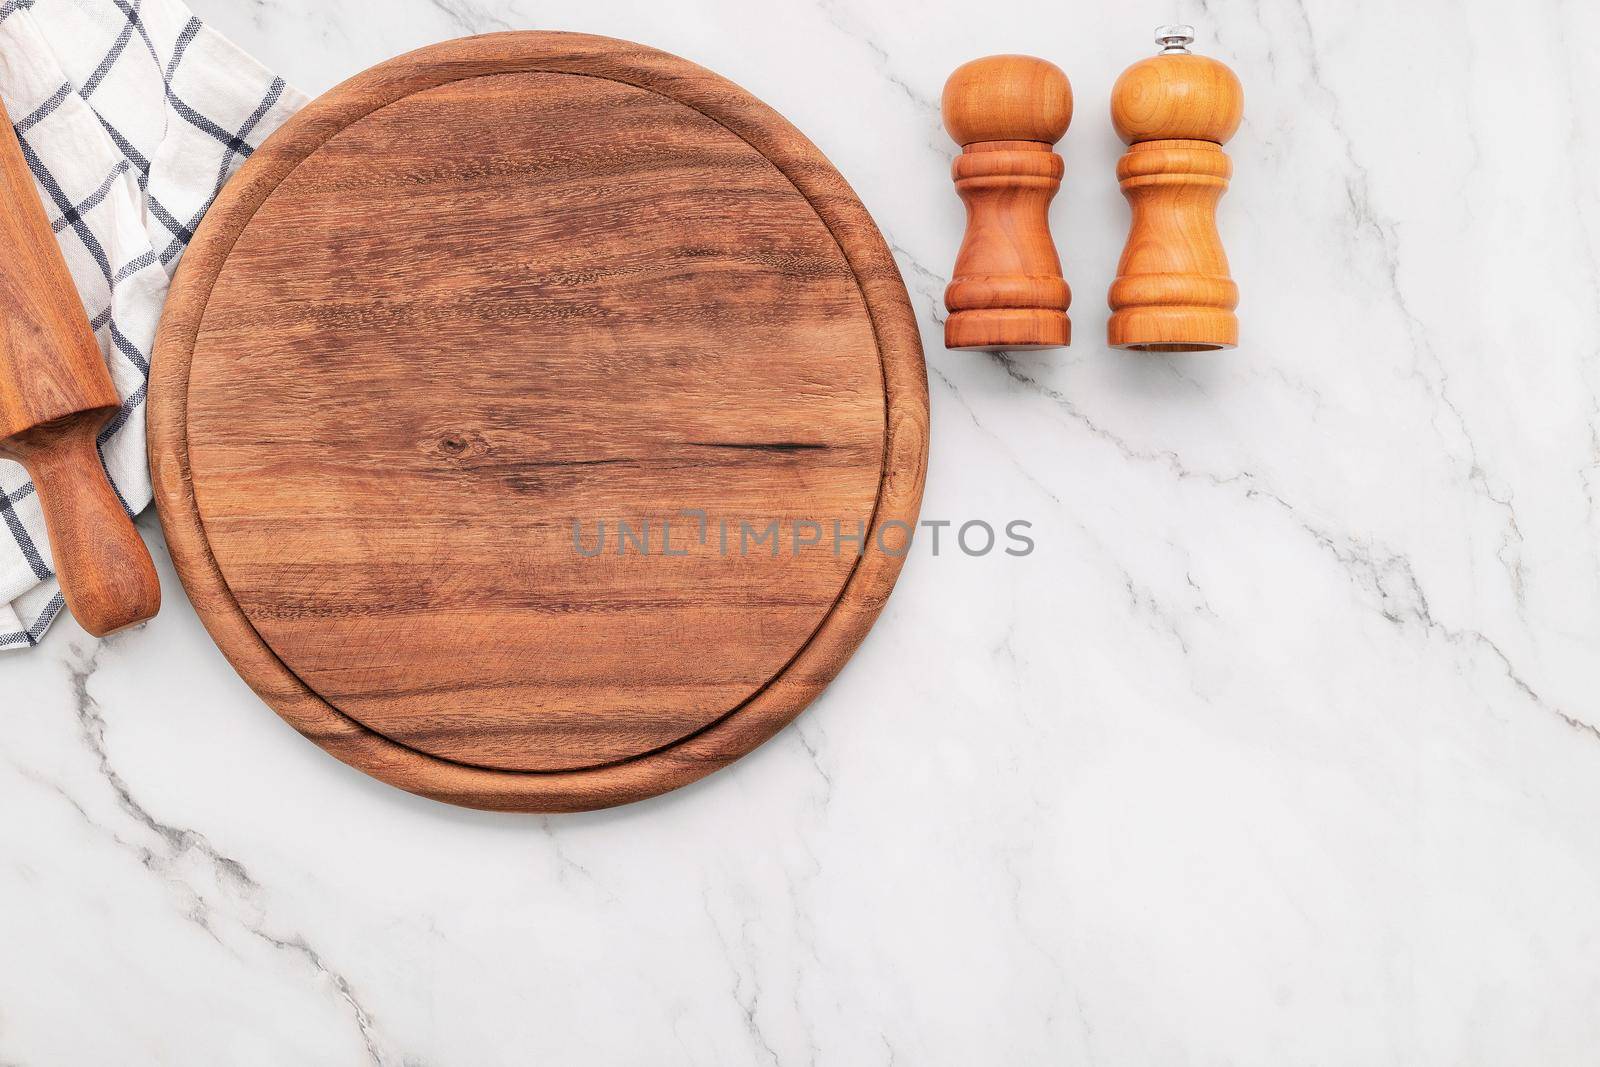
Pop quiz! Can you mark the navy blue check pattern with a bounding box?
[0,0,304,648]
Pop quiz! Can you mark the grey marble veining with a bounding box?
[5,0,1600,1063]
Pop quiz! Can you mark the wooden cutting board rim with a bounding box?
[147,30,928,813]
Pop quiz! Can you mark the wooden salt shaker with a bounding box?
[1108,26,1243,351]
[941,55,1073,350]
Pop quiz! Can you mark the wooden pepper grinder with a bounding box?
[941,55,1073,351]
[0,93,160,636]
[1108,26,1243,351]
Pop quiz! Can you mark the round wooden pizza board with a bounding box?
[148,32,927,812]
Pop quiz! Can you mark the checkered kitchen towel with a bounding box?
[0,0,304,649]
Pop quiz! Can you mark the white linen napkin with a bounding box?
[0,0,305,649]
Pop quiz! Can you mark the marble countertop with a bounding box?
[7,0,1600,1063]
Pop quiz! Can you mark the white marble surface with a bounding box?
[6,0,1600,1062]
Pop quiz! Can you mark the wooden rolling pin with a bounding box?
[0,93,160,637]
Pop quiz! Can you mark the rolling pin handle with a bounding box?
[25,416,161,638]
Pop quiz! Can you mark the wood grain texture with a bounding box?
[0,88,160,636]
[940,56,1071,351]
[941,55,1072,147]
[1109,53,1243,146]
[1107,52,1243,352]
[148,31,927,812]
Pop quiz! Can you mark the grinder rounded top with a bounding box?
[942,55,1073,147]
[1111,32,1243,146]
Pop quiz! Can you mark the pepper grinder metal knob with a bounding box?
[940,55,1073,351]
[1107,25,1244,351]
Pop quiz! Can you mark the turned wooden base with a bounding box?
[1107,305,1236,352]
[946,308,1070,351]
